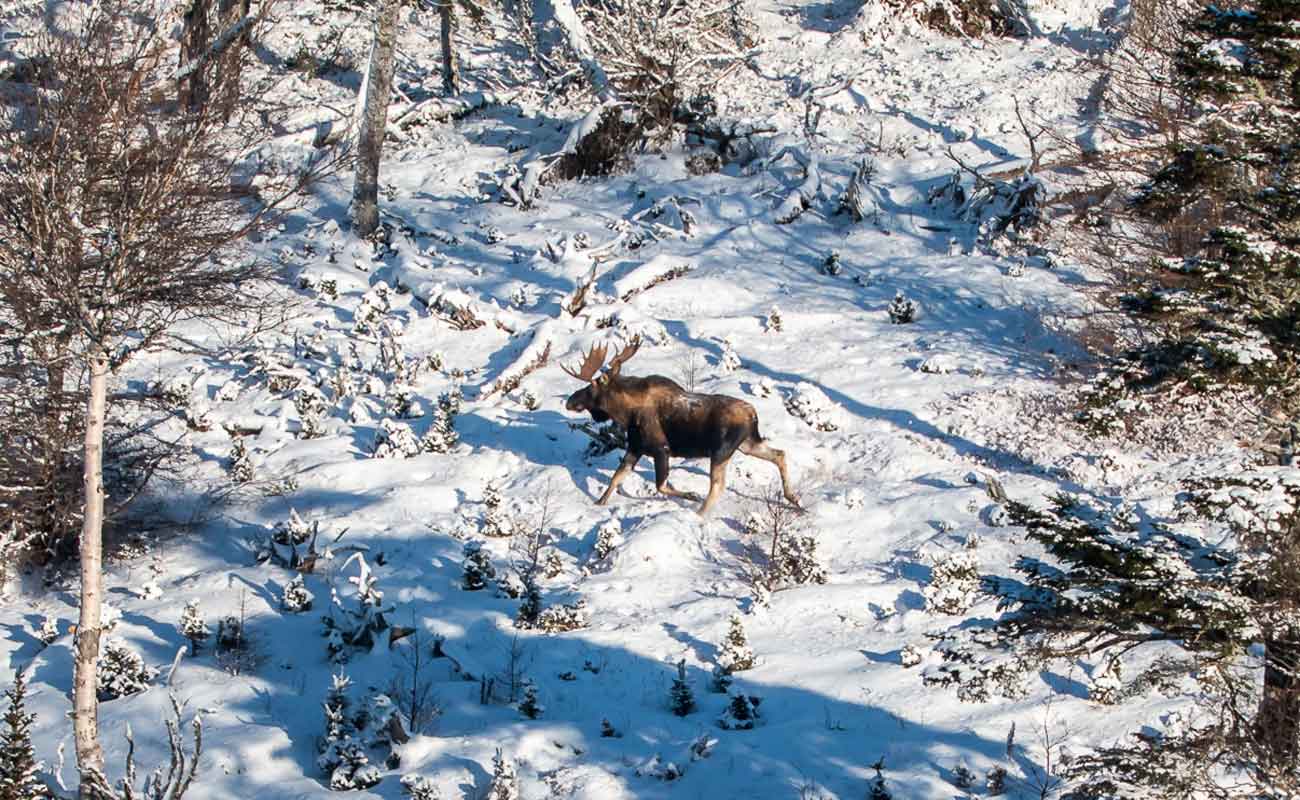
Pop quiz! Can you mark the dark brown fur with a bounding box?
[563,341,798,515]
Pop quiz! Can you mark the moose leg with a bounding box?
[652,449,702,504]
[597,451,640,505]
[739,438,801,509]
[698,457,729,516]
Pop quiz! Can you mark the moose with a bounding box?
[561,337,800,516]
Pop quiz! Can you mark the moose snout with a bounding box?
[565,395,585,412]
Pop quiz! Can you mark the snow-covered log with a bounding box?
[483,321,557,397]
[613,255,694,302]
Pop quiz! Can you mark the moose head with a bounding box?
[560,336,800,516]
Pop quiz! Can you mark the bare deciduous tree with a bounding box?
[0,3,322,792]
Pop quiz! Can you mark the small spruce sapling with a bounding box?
[486,749,519,800]
[600,718,619,738]
[867,759,892,800]
[887,292,916,324]
[669,659,696,717]
[766,306,784,333]
[461,541,495,590]
[986,765,1007,795]
[36,618,58,646]
[517,681,543,719]
[97,638,156,701]
[400,774,439,799]
[230,437,254,483]
[591,518,621,562]
[178,599,210,655]
[821,251,842,276]
[0,669,46,800]
[716,613,755,673]
[282,574,315,613]
[717,692,761,730]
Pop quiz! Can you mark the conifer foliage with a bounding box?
[0,669,46,800]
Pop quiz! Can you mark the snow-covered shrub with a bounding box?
[282,574,315,613]
[372,418,421,459]
[229,437,254,483]
[923,537,981,615]
[461,541,496,591]
[353,281,393,335]
[573,420,627,458]
[765,305,784,333]
[851,0,1021,39]
[420,406,459,454]
[669,660,695,716]
[438,386,463,419]
[887,292,917,324]
[485,749,519,800]
[952,763,976,789]
[0,668,44,800]
[718,337,741,374]
[97,639,156,701]
[899,643,923,667]
[517,681,543,719]
[1089,657,1123,705]
[518,388,540,411]
[37,617,59,645]
[716,613,755,674]
[385,385,417,419]
[178,599,209,655]
[867,766,892,800]
[323,553,393,663]
[400,774,439,799]
[986,765,1007,795]
[784,382,841,432]
[821,251,842,276]
[920,354,956,374]
[485,226,505,245]
[635,753,684,781]
[480,482,508,538]
[741,491,828,603]
[535,600,590,633]
[317,672,383,792]
[600,718,619,737]
[591,518,622,563]
[716,692,761,730]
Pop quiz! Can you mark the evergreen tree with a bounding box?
[669,660,695,717]
[0,669,46,800]
[517,681,543,720]
[485,749,519,800]
[716,613,755,674]
[178,599,210,655]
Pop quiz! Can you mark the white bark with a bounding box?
[73,352,108,798]
[350,0,401,237]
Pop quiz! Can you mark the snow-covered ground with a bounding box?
[0,0,1230,797]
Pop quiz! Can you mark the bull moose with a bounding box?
[562,337,800,516]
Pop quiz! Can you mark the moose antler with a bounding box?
[606,336,641,377]
[560,343,609,383]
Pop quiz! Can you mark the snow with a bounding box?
[0,0,1242,797]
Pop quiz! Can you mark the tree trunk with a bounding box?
[73,353,108,797]
[1259,634,1300,768]
[214,0,245,118]
[179,0,212,111]
[439,0,458,95]
[350,0,401,238]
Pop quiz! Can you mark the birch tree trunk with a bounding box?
[350,0,401,237]
[438,0,458,95]
[73,352,109,798]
